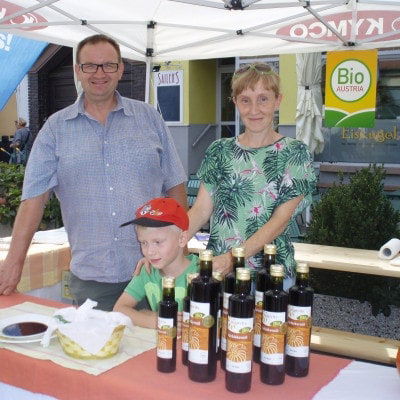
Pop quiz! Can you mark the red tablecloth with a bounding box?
[0,293,352,400]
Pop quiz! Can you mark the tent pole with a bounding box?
[145,58,151,104]
[145,21,156,104]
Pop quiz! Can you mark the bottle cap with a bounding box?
[186,272,199,284]
[264,243,277,255]
[270,264,284,277]
[232,246,245,258]
[199,249,213,261]
[212,271,223,281]
[162,276,175,288]
[296,262,309,273]
[236,267,250,281]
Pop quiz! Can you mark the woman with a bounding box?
[188,63,316,289]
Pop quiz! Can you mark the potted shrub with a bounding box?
[306,164,400,316]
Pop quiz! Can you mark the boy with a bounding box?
[114,197,198,331]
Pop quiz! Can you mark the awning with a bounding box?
[0,1,400,62]
[0,32,47,110]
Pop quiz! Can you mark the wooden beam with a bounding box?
[311,326,399,365]
[293,243,400,278]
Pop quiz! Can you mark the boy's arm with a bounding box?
[114,293,157,329]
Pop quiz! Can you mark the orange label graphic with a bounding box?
[286,318,311,347]
[226,316,254,373]
[189,317,210,352]
[261,325,285,355]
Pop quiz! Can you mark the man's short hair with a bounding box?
[76,34,122,64]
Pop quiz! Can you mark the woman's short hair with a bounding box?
[76,34,122,64]
[231,62,281,99]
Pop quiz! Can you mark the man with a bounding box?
[9,118,30,165]
[0,34,187,311]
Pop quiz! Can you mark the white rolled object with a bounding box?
[389,256,400,266]
[378,238,400,260]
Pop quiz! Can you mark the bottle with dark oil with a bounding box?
[221,246,245,370]
[285,262,314,377]
[212,271,223,360]
[225,268,255,393]
[254,243,276,363]
[188,250,220,382]
[157,276,178,373]
[182,272,199,366]
[260,264,288,385]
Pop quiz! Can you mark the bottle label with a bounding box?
[182,310,190,351]
[221,292,232,351]
[260,311,286,365]
[157,317,175,359]
[286,305,312,357]
[188,301,213,364]
[216,308,221,352]
[253,290,263,347]
[226,316,254,373]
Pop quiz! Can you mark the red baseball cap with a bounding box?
[120,197,189,231]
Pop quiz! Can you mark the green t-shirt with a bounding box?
[124,254,199,312]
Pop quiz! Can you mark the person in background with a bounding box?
[9,118,30,165]
[188,63,316,290]
[114,197,198,334]
[0,34,187,310]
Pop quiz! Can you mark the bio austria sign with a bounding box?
[325,50,377,128]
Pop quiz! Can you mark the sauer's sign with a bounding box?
[276,11,400,42]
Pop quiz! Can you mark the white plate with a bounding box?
[0,314,52,343]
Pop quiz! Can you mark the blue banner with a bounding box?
[0,33,47,110]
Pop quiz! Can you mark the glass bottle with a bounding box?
[188,250,220,382]
[221,246,245,370]
[225,268,255,393]
[157,276,178,373]
[260,264,288,385]
[212,271,223,360]
[285,262,314,377]
[182,272,199,366]
[254,243,276,363]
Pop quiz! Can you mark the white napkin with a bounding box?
[41,299,133,355]
[378,238,400,260]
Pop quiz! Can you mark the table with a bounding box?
[2,293,398,400]
[0,242,71,294]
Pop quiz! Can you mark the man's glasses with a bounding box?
[234,63,276,77]
[80,63,119,73]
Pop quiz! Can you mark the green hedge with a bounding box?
[305,165,400,316]
[0,162,62,229]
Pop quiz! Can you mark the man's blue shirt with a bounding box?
[22,92,186,282]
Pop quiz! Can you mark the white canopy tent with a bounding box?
[1,0,400,62]
[1,0,399,148]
